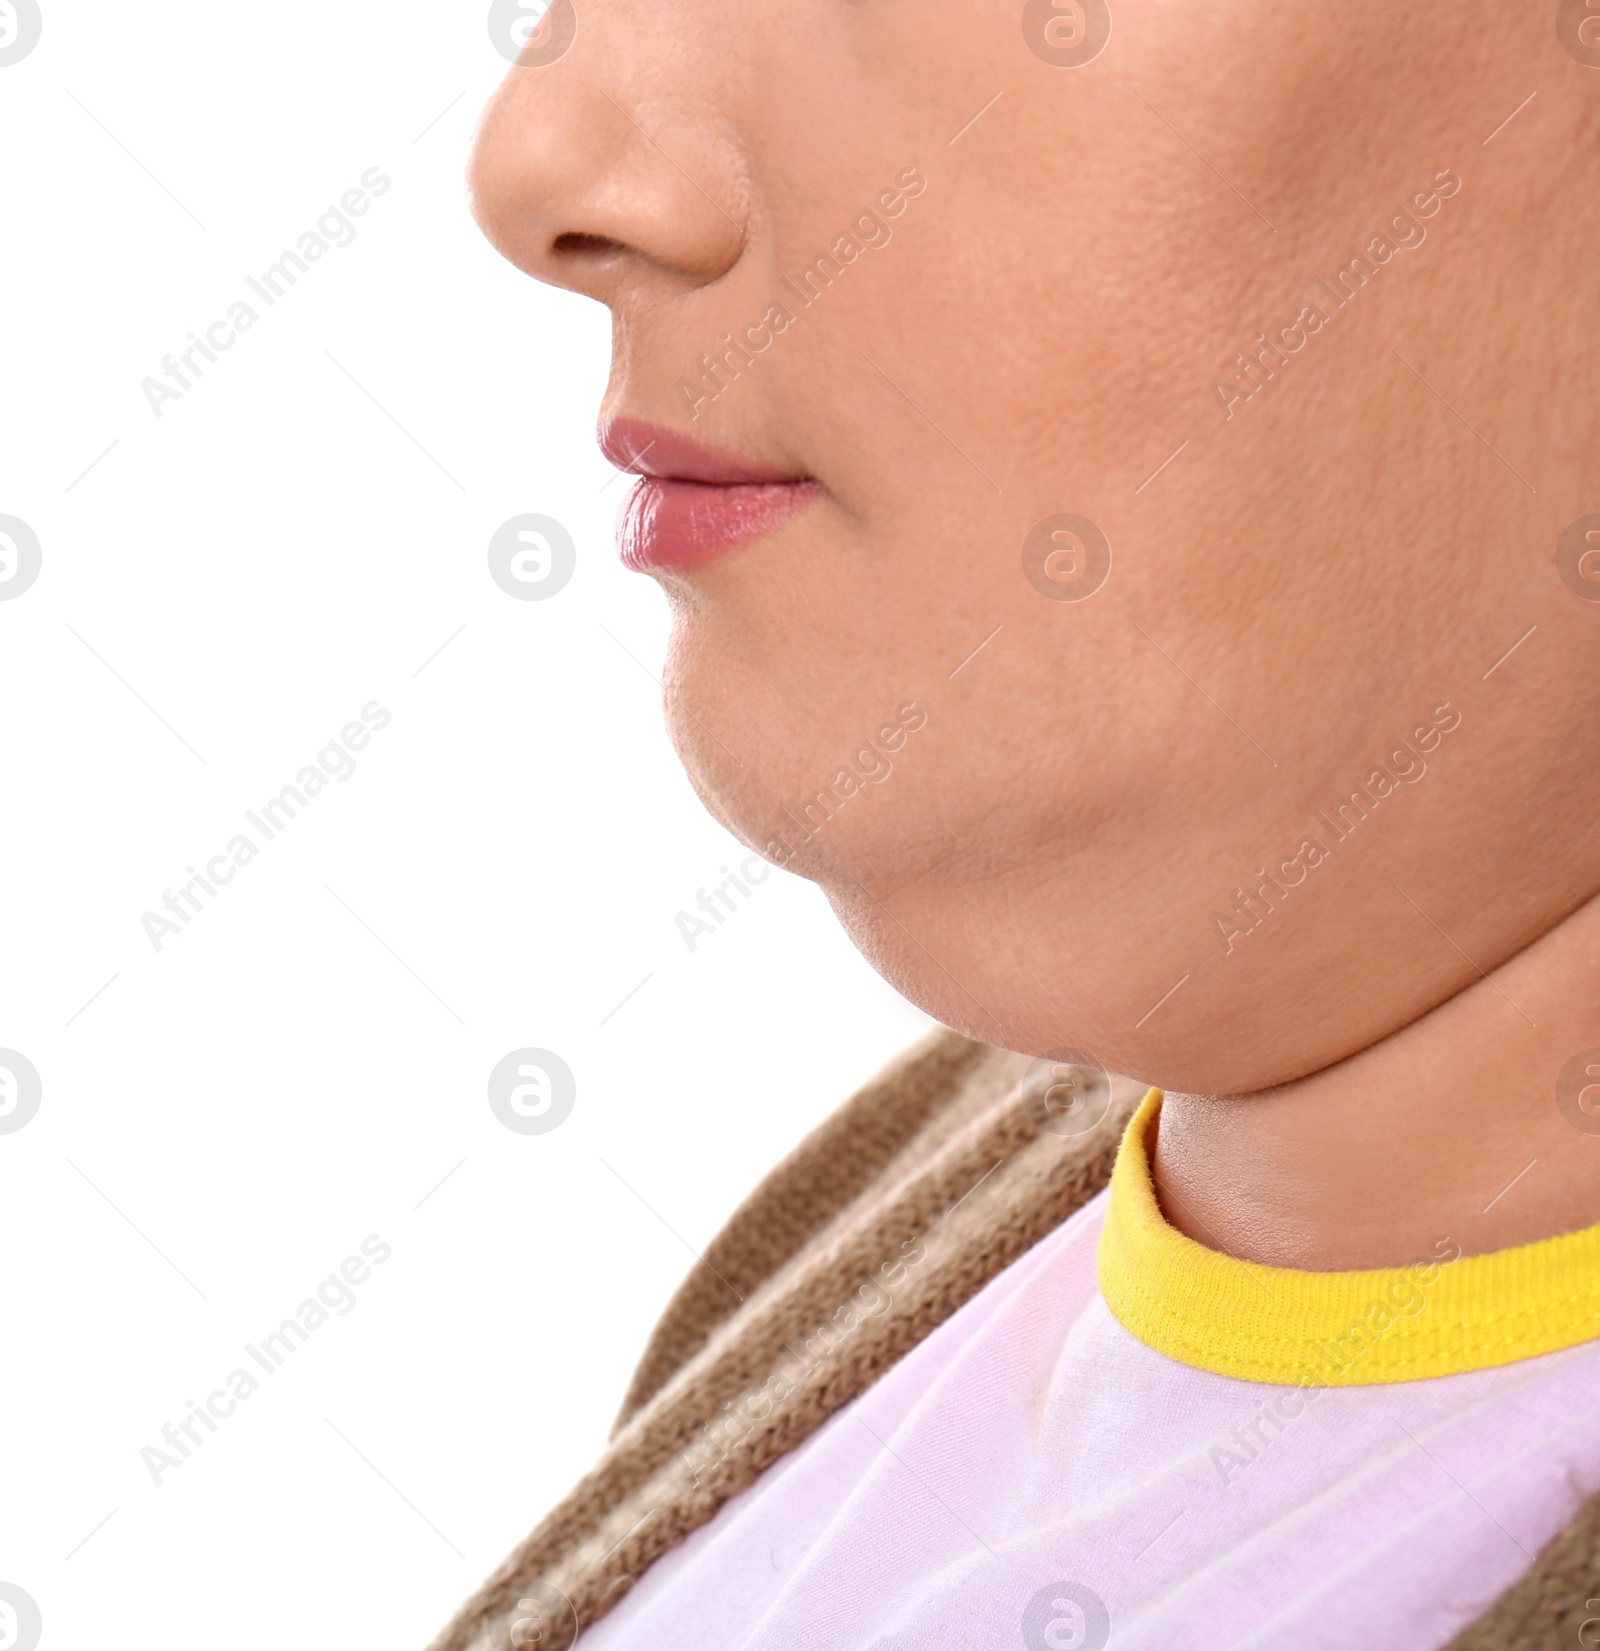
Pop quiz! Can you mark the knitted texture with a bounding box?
[425,1029,1600,1651]
[612,1026,999,1427]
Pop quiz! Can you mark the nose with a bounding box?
[469,52,748,306]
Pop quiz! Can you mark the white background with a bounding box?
[0,5,932,1646]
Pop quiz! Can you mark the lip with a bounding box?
[602,416,820,575]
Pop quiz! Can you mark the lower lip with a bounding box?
[619,476,820,575]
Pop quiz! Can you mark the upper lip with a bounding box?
[599,416,808,487]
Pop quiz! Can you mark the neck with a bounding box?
[1151,888,1600,1271]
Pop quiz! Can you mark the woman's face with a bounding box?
[471,1,1600,1091]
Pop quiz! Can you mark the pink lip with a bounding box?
[602,417,820,575]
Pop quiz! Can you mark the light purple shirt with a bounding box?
[581,1187,1600,1650]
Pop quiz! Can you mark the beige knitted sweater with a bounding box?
[427,1029,1600,1651]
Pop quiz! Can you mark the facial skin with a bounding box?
[472,1,1600,1266]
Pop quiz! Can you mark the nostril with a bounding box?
[552,231,626,258]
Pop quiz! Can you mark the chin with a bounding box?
[664,696,931,890]
[661,606,946,886]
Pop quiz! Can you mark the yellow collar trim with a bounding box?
[1097,1090,1600,1385]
